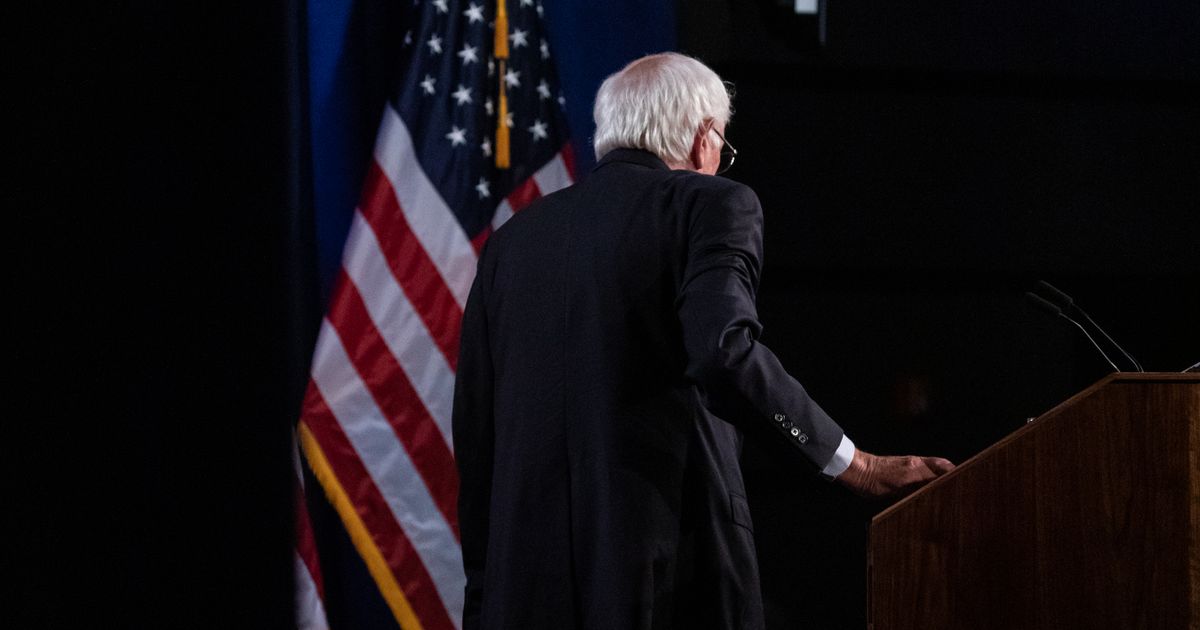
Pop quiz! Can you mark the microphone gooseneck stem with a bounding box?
[1076,308,1144,372]
[1058,312,1121,373]
[1035,280,1144,372]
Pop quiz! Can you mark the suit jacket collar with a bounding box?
[594,148,670,172]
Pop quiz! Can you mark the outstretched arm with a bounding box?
[677,183,845,471]
[678,182,954,491]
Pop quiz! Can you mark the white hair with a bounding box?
[592,52,732,164]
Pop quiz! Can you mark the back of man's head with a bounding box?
[592,53,732,166]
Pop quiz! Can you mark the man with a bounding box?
[453,52,954,629]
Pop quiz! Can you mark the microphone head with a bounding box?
[1025,291,1062,315]
[1035,280,1075,307]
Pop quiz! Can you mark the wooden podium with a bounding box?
[868,373,1199,629]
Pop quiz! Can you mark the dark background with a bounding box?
[18,0,1197,627]
[679,1,1198,627]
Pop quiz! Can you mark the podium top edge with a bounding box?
[869,372,1197,525]
[1107,372,1199,381]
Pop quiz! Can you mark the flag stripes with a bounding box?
[491,147,575,231]
[375,106,478,308]
[359,163,465,371]
[294,487,326,600]
[340,211,457,449]
[324,273,461,533]
[308,319,465,609]
[294,442,330,630]
[294,554,330,630]
[299,420,433,630]
[531,151,574,200]
[508,178,541,217]
[298,2,576,623]
[302,384,460,630]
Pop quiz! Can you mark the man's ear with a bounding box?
[687,126,707,171]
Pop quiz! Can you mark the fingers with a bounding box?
[901,456,953,485]
[874,455,954,499]
[922,457,955,475]
[897,456,937,488]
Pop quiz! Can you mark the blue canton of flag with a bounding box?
[398,0,575,243]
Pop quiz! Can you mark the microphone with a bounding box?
[1033,281,1144,372]
[1025,291,1121,373]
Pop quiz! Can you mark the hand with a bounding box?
[835,448,955,501]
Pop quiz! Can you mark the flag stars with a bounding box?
[404,30,413,46]
[557,92,567,106]
[475,177,491,199]
[539,39,550,60]
[537,3,544,17]
[446,126,467,146]
[420,74,437,95]
[481,138,492,157]
[528,118,548,141]
[520,0,533,7]
[427,34,443,54]
[536,79,551,100]
[457,44,479,65]
[488,58,495,77]
[505,112,514,128]
[484,97,494,116]
[452,85,473,106]
[504,68,521,88]
[463,2,484,23]
[509,28,529,48]
[433,0,448,13]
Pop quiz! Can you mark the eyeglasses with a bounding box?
[710,125,738,175]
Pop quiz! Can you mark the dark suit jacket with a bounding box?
[453,148,845,630]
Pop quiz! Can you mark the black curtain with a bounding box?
[18,1,314,626]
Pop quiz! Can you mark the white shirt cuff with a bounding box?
[820,434,856,479]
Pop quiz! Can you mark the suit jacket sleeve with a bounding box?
[452,247,495,630]
[677,182,845,471]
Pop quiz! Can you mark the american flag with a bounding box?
[296,0,575,628]
[294,438,330,629]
